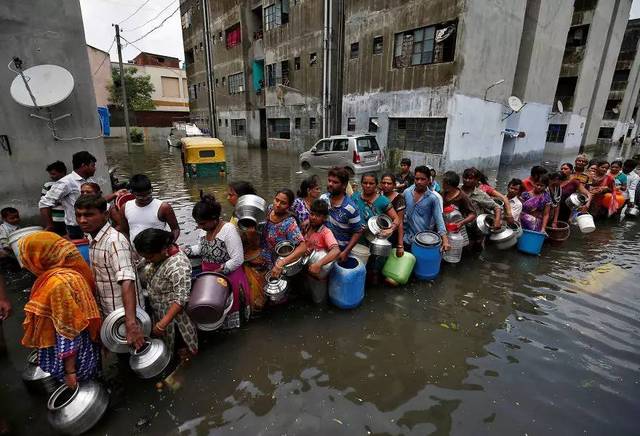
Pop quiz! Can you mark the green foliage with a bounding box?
[108,67,155,111]
[130,127,144,143]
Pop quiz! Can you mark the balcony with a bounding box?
[555,95,575,112]
[572,9,595,27]
[603,110,620,121]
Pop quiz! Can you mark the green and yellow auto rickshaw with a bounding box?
[180,137,227,177]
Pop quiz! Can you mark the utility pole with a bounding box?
[114,24,132,148]
[201,0,217,137]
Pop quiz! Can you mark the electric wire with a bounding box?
[127,0,177,32]
[118,0,152,25]
[125,4,181,45]
[92,37,116,76]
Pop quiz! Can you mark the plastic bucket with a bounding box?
[350,244,370,267]
[517,229,546,255]
[545,221,570,243]
[8,226,43,268]
[71,239,91,264]
[576,213,595,234]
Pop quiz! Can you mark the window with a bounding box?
[356,137,380,152]
[266,61,288,86]
[294,117,301,129]
[190,84,198,100]
[350,42,359,59]
[199,150,215,158]
[309,52,318,65]
[231,119,246,136]
[332,139,348,151]
[226,23,241,48]
[388,118,447,154]
[228,72,245,94]
[393,21,456,68]
[268,118,291,139]
[281,60,290,85]
[185,49,194,64]
[369,117,378,133]
[315,139,331,152]
[309,117,316,129]
[161,76,180,97]
[264,0,289,31]
[347,117,356,131]
[373,36,383,55]
[546,124,567,143]
[218,118,222,126]
[222,77,226,86]
[294,57,301,70]
[215,78,219,87]
[598,127,614,139]
[225,119,228,127]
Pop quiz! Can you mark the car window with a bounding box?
[332,139,349,151]
[356,137,380,152]
[315,140,331,152]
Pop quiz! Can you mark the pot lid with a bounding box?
[415,231,441,247]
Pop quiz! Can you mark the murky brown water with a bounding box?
[1,139,639,435]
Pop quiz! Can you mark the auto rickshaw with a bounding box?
[180,137,227,177]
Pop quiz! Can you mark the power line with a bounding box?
[127,0,177,32]
[92,37,116,76]
[125,4,181,45]
[118,0,152,25]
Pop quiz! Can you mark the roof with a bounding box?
[87,44,110,55]
[133,52,180,61]
[181,137,224,147]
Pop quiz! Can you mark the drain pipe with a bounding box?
[322,0,329,137]
[327,0,333,135]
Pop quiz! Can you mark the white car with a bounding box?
[299,134,384,175]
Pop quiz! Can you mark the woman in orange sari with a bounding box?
[20,232,102,389]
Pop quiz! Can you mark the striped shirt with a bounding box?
[320,192,362,250]
[38,171,95,226]
[88,222,143,315]
[41,181,66,223]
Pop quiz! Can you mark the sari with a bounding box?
[19,232,101,382]
[589,174,616,218]
[520,191,552,231]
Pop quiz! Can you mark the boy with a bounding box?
[0,208,20,258]
[395,158,414,193]
[506,178,523,222]
[42,161,68,236]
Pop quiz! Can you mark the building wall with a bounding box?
[87,46,111,107]
[181,0,210,129]
[132,52,180,68]
[0,0,109,221]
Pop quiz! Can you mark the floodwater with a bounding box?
[1,139,639,435]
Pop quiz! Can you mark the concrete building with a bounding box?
[0,0,109,221]
[87,45,111,107]
[110,52,189,112]
[181,0,636,171]
[598,18,640,145]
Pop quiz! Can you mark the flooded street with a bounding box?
[1,139,640,435]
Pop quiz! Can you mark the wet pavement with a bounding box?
[1,139,639,435]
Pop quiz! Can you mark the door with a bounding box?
[259,109,267,149]
[310,139,333,168]
[329,138,350,167]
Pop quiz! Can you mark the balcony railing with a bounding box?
[603,110,620,120]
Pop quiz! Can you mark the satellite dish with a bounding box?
[557,100,564,114]
[508,96,524,113]
[10,64,74,108]
[612,107,620,114]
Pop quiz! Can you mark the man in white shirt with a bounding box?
[41,161,68,236]
[506,178,523,221]
[623,159,639,205]
[39,151,97,239]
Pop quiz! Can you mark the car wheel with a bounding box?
[301,161,311,170]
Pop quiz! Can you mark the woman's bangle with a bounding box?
[65,371,76,375]
[155,323,166,331]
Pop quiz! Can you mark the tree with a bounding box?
[108,67,155,111]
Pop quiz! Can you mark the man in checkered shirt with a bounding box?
[75,194,145,350]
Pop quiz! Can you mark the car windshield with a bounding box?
[356,137,380,152]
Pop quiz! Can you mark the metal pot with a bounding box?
[303,249,335,279]
[235,194,267,230]
[47,381,109,435]
[264,273,288,303]
[187,272,232,327]
[365,215,393,241]
[627,205,640,217]
[369,237,392,256]
[565,193,587,210]
[476,214,495,235]
[100,307,152,354]
[275,241,304,277]
[22,350,59,394]
[196,292,234,331]
[489,225,517,250]
[493,198,505,209]
[129,338,172,379]
[508,221,523,239]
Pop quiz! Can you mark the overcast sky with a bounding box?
[81,0,640,64]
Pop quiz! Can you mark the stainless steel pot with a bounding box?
[508,221,523,239]
[235,194,267,230]
[476,214,495,235]
[565,193,587,210]
[100,307,152,353]
[264,273,288,303]
[627,205,640,217]
[22,350,59,394]
[369,237,392,256]
[196,292,234,331]
[303,249,335,279]
[275,241,304,277]
[47,381,109,435]
[365,215,393,242]
[129,338,172,379]
[489,225,517,250]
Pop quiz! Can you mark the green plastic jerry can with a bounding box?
[382,250,416,285]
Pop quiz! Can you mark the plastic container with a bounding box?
[411,231,442,280]
[328,257,366,309]
[444,205,469,246]
[350,244,371,267]
[517,229,546,255]
[442,223,464,264]
[576,213,596,233]
[382,250,416,285]
[71,239,91,264]
[8,226,43,268]
[545,221,570,243]
[602,191,624,209]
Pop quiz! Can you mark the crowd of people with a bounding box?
[0,149,638,393]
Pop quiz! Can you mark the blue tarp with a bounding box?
[97,106,110,136]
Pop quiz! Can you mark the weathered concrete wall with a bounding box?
[180,0,209,128]
[87,45,112,107]
[0,0,109,222]
[544,112,587,157]
[583,0,633,146]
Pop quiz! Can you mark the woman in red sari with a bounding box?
[589,161,616,218]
